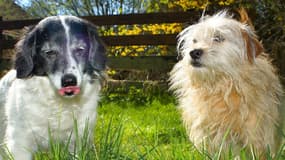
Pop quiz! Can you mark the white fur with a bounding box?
[0,70,100,160]
[170,11,283,158]
[0,15,106,160]
[0,70,16,147]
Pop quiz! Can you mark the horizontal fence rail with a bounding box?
[2,34,178,49]
[108,56,177,71]
[0,56,176,89]
[0,56,177,71]
[0,58,11,70]
[0,12,197,30]
[0,12,199,50]
[105,79,169,92]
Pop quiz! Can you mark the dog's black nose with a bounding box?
[190,49,203,60]
[61,74,77,87]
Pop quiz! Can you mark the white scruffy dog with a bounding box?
[0,15,106,160]
[169,10,283,158]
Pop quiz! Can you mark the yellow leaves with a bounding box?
[136,47,145,52]
[100,23,182,36]
[168,0,235,10]
[100,0,238,57]
[118,25,142,35]
[107,69,116,76]
[97,0,238,57]
[169,0,209,10]
[99,23,182,57]
[277,15,283,22]
[218,0,235,6]
[108,45,172,57]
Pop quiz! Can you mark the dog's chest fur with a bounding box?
[5,76,100,147]
[179,62,281,152]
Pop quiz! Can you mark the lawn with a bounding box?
[94,99,196,159]
[92,98,285,160]
[30,91,203,160]
[2,89,285,160]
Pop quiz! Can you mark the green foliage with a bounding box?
[95,118,126,159]
[15,0,148,17]
[96,99,193,159]
[102,85,175,105]
[253,0,285,45]
[33,120,96,160]
[0,0,30,20]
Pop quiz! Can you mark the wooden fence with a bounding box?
[0,12,200,88]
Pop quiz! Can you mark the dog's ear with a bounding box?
[241,29,263,63]
[239,8,263,63]
[87,23,107,71]
[14,26,37,78]
[238,8,254,28]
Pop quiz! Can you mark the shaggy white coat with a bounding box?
[169,11,283,157]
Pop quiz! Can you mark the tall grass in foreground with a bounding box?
[33,118,126,160]
[2,99,285,159]
[30,100,195,160]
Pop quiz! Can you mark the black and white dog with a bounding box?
[0,16,106,160]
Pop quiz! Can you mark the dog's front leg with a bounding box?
[75,100,98,146]
[6,141,34,160]
[6,127,36,160]
[75,117,95,144]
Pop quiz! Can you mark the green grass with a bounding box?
[31,98,200,160]
[94,100,195,159]
[2,94,285,159]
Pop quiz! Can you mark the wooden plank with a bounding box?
[0,56,177,73]
[0,17,2,54]
[0,17,3,54]
[3,34,178,50]
[0,19,41,30]
[102,34,177,46]
[2,39,17,49]
[0,58,12,70]
[107,56,177,71]
[105,79,168,92]
[0,12,197,30]
[84,11,197,25]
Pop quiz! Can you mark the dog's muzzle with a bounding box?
[58,74,80,96]
[189,49,203,67]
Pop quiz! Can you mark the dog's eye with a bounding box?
[193,39,197,43]
[44,50,58,57]
[76,46,86,51]
[74,46,87,55]
[213,35,225,43]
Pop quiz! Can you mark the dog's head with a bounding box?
[15,16,106,97]
[177,10,263,78]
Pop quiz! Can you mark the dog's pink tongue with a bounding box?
[58,86,80,96]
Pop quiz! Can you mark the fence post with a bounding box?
[0,17,2,55]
